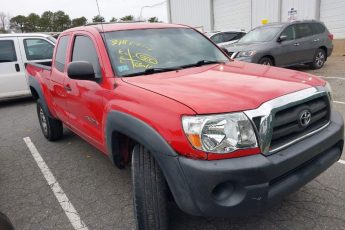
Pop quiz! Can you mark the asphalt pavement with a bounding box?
[1,56,345,230]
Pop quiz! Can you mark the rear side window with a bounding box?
[24,38,54,61]
[281,25,295,41]
[223,33,240,42]
[72,35,102,78]
[55,35,70,72]
[295,23,313,39]
[311,23,326,34]
[0,40,17,63]
[210,34,224,44]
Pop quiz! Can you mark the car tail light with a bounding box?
[328,34,334,40]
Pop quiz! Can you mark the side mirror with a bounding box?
[278,35,288,43]
[67,61,95,81]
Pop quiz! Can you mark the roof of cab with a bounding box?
[65,22,189,33]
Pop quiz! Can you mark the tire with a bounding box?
[0,212,14,230]
[132,144,168,230]
[309,48,326,69]
[258,57,274,66]
[36,99,63,141]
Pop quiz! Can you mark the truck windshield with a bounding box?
[104,28,229,77]
[238,26,282,43]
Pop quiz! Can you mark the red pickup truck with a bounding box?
[26,23,344,230]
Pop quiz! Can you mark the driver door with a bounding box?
[64,33,104,149]
[275,25,300,66]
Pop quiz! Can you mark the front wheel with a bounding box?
[258,57,274,66]
[131,144,168,230]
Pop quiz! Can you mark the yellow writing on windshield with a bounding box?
[110,39,153,51]
[119,48,158,69]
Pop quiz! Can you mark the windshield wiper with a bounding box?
[122,67,182,77]
[179,60,225,69]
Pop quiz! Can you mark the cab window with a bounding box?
[55,35,70,72]
[23,38,54,60]
[71,35,102,79]
[0,40,17,63]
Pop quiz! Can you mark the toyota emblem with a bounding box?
[299,110,312,127]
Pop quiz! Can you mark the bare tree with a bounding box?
[0,12,6,30]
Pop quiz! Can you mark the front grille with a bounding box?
[270,96,330,151]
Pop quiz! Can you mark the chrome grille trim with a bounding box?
[244,86,330,155]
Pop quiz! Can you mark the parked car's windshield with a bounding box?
[104,28,228,77]
[238,26,282,43]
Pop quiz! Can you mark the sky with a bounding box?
[1,0,168,22]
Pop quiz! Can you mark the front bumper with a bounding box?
[160,110,344,217]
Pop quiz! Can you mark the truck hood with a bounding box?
[122,61,325,114]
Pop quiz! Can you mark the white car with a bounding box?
[0,33,55,101]
[206,31,246,47]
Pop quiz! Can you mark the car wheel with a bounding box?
[258,57,273,66]
[131,144,168,230]
[37,99,63,141]
[310,48,326,69]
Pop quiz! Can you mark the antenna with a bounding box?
[95,0,106,32]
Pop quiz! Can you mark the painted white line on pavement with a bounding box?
[320,76,345,80]
[23,137,88,230]
[334,101,345,105]
[339,159,345,165]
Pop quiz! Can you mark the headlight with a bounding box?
[182,113,257,154]
[237,51,256,58]
[325,81,333,101]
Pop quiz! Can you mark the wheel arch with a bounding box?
[28,76,52,117]
[106,111,178,168]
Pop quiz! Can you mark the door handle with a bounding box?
[15,63,20,72]
[64,84,72,92]
[313,39,320,42]
[294,43,300,46]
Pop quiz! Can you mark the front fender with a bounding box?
[105,110,178,167]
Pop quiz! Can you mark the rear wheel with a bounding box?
[37,99,63,141]
[258,57,274,66]
[309,48,326,69]
[131,144,168,230]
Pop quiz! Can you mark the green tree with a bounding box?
[109,17,117,23]
[40,11,54,32]
[148,17,159,23]
[53,11,71,31]
[120,15,134,21]
[25,13,40,32]
[71,16,87,27]
[92,15,105,23]
[10,15,26,32]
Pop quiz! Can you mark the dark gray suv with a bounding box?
[225,20,334,69]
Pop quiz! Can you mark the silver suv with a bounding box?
[225,20,334,69]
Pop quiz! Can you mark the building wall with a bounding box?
[169,0,212,32]
[252,0,280,28]
[281,0,318,22]
[169,0,345,39]
[320,0,345,39]
[213,0,251,31]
